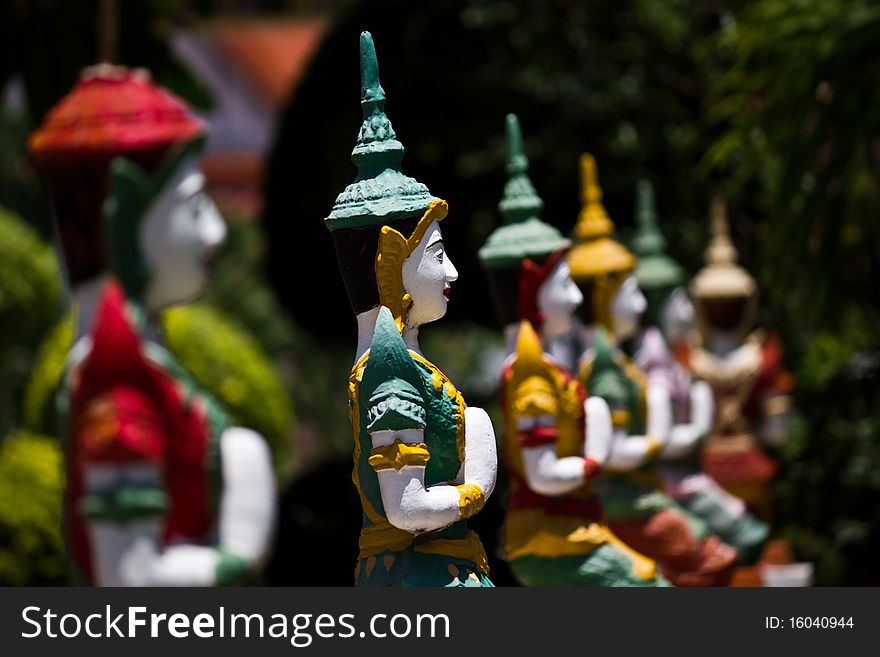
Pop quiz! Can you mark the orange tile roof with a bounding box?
[211,17,330,109]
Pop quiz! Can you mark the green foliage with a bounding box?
[0,206,61,352]
[162,304,294,469]
[703,0,880,332]
[22,313,74,437]
[0,206,62,436]
[0,432,66,586]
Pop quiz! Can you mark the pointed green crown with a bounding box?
[631,179,684,291]
[361,306,427,432]
[479,113,569,269]
[325,32,437,232]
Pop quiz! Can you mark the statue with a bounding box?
[324,33,497,587]
[631,180,769,565]
[680,199,795,521]
[479,115,664,586]
[29,65,276,585]
[567,154,737,586]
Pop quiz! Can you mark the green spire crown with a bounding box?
[631,179,684,290]
[325,32,437,232]
[478,113,569,268]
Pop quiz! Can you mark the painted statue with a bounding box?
[29,65,276,585]
[631,180,768,564]
[325,32,497,587]
[679,199,795,521]
[480,115,664,586]
[567,154,737,586]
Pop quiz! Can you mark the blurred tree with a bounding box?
[702,0,880,584]
[702,0,880,335]
[0,206,62,437]
[0,432,65,586]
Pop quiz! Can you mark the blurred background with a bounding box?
[0,0,878,586]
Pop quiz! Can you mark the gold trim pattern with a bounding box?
[456,483,485,519]
[414,531,489,575]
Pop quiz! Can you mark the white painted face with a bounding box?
[611,274,647,340]
[140,157,227,312]
[401,221,458,328]
[660,286,695,344]
[537,259,583,339]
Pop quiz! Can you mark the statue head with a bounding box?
[567,154,638,335]
[518,249,581,339]
[104,136,226,313]
[28,65,205,289]
[689,198,757,337]
[479,113,570,328]
[659,286,695,345]
[610,274,647,341]
[325,32,451,332]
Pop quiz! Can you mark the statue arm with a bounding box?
[117,427,276,586]
[518,398,611,496]
[370,428,475,534]
[661,381,714,459]
[604,383,669,471]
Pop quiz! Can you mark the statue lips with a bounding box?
[443,287,451,300]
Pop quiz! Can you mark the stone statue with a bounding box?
[567,154,737,586]
[29,66,276,586]
[679,199,795,521]
[631,180,769,565]
[480,115,664,586]
[324,32,497,587]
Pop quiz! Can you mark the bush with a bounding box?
[0,206,61,350]
[0,432,66,586]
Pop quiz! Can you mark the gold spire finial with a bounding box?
[706,196,739,266]
[574,153,613,242]
[689,196,756,300]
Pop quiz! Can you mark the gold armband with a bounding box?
[645,435,664,460]
[611,409,632,429]
[456,483,485,519]
[368,439,430,471]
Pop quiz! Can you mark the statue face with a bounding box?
[660,286,694,344]
[140,157,226,312]
[538,259,583,339]
[611,274,646,340]
[401,221,458,328]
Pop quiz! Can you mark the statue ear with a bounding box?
[104,157,153,301]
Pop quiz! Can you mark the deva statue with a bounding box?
[566,155,736,586]
[325,33,497,587]
[481,115,665,586]
[630,181,769,565]
[30,66,276,585]
[679,199,795,521]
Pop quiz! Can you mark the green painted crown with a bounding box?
[478,114,569,268]
[325,32,437,232]
[631,180,684,290]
